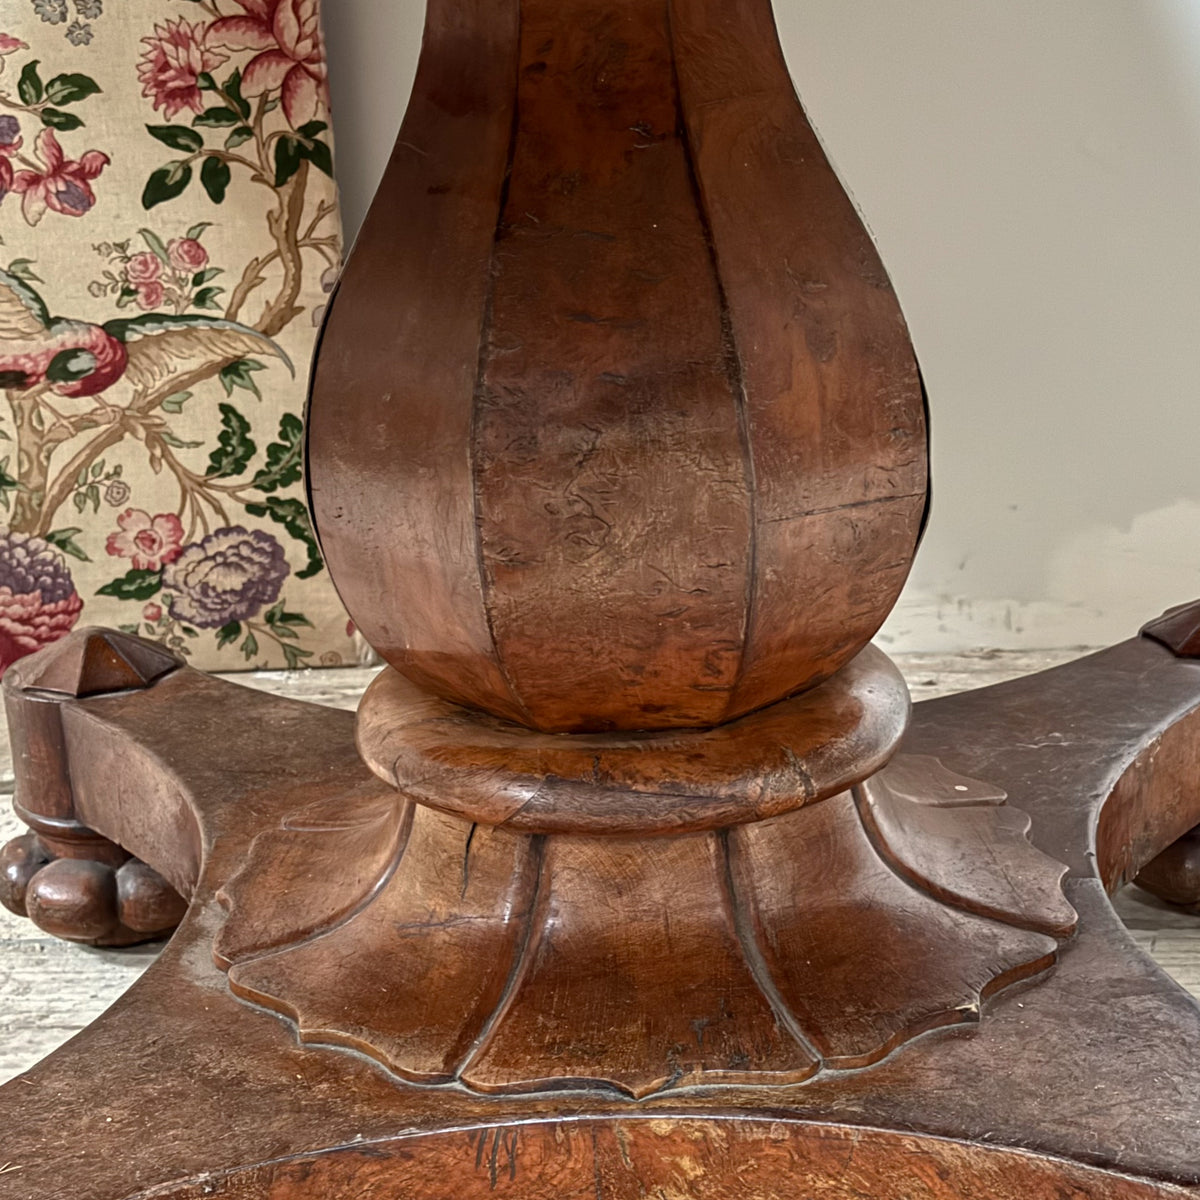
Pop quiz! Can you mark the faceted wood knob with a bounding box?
[308,0,928,732]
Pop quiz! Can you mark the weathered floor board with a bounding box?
[1,650,1196,1084]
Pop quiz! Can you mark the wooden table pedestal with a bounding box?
[4,0,1200,1195]
[1,622,1200,1197]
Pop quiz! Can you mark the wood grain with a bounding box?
[229,804,540,1084]
[308,0,928,732]
[307,0,525,722]
[729,791,1059,1068]
[144,1119,1196,1200]
[858,760,1077,937]
[670,0,928,718]
[357,642,909,834]
[474,0,753,731]
[214,792,410,967]
[2,644,1200,1198]
[459,830,821,1096]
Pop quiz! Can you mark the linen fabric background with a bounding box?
[0,0,360,672]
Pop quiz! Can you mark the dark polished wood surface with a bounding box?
[309,0,927,733]
[131,1122,1200,1200]
[355,643,910,834]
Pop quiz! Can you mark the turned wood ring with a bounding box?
[357,644,909,835]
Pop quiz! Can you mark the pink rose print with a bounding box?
[106,509,185,572]
[11,129,109,226]
[135,280,166,311]
[138,17,228,120]
[0,115,20,205]
[142,602,163,623]
[124,252,162,286]
[211,0,328,130]
[168,237,208,273]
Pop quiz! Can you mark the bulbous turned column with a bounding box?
[268,0,1074,1097]
[307,0,928,734]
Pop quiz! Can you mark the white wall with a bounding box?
[323,0,1200,652]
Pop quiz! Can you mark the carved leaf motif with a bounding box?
[728,786,1067,1069]
[458,831,821,1097]
[217,755,1076,1097]
[215,791,410,967]
[856,758,1077,937]
[226,806,541,1083]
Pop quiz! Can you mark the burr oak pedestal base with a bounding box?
[2,618,1200,1198]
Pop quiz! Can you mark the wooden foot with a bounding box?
[1137,829,1200,910]
[0,832,184,946]
[2,630,1200,1195]
[0,628,188,946]
[1134,604,1200,911]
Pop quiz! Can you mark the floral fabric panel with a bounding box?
[0,1,358,673]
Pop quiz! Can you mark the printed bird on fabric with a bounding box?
[0,267,290,401]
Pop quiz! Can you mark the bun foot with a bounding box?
[0,832,184,947]
[1136,825,1200,909]
[0,831,49,918]
[0,628,188,947]
[117,859,189,934]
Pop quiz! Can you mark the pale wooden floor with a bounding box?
[1,649,1197,1084]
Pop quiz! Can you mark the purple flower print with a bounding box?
[0,531,83,674]
[161,526,289,628]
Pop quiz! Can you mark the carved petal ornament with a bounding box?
[217,754,1076,1099]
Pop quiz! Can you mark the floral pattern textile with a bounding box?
[0,0,357,674]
